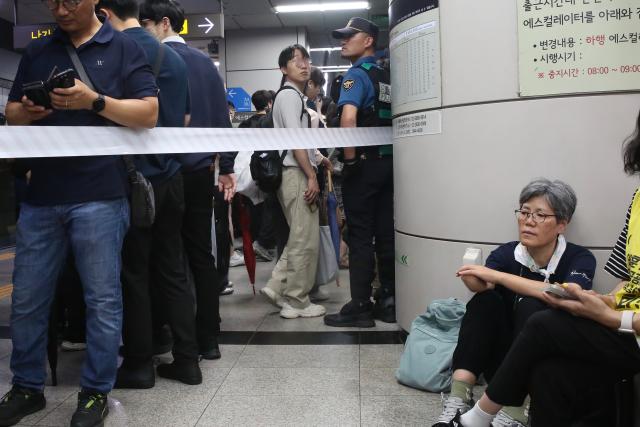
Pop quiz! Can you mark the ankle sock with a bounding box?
[450,379,474,403]
[460,403,495,427]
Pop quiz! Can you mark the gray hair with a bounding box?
[519,178,577,223]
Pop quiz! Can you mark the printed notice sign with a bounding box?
[518,0,640,96]
[390,5,442,116]
[393,110,442,138]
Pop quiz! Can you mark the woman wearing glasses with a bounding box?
[434,178,596,427]
[437,117,640,427]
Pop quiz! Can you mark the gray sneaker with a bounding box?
[491,410,527,427]
[432,394,473,426]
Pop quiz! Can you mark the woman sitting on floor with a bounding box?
[433,178,596,427]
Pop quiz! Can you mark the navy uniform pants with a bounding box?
[342,155,395,302]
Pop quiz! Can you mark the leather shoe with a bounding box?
[324,300,375,328]
[373,296,396,323]
[114,360,155,389]
[157,361,202,385]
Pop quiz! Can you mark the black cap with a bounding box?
[332,17,379,39]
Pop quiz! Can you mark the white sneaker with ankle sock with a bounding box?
[260,287,284,308]
[280,302,326,319]
[460,403,495,427]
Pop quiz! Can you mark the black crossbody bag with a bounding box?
[64,44,164,228]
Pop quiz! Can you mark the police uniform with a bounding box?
[324,18,395,328]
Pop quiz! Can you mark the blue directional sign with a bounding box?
[226,87,252,112]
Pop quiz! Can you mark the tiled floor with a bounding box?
[0,250,449,426]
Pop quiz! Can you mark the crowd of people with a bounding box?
[0,0,395,425]
[0,0,639,426]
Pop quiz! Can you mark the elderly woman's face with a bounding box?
[517,195,567,249]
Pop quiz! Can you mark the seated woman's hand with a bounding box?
[457,265,503,285]
[542,283,620,328]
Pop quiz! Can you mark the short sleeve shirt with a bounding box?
[337,56,377,110]
[8,21,158,205]
[604,191,637,281]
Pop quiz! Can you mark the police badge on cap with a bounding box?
[332,17,379,39]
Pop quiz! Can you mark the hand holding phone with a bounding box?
[543,283,579,300]
[21,67,76,108]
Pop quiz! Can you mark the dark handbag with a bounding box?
[65,44,157,228]
[250,150,288,193]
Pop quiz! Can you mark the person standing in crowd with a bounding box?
[140,0,236,362]
[442,112,640,427]
[259,45,326,319]
[95,0,199,389]
[324,18,395,328]
[433,179,596,427]
[0,0,158,425]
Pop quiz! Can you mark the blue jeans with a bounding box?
[10,199,129,393]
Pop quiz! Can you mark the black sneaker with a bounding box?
[70,391,108,427]
[433,409,464,427]
[157,360,202,385]
[323,300,375,328]
[0,385,45,426]
[114,360,155,389]
[373,295,396,323]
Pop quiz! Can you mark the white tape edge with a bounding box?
[0,126,393,159]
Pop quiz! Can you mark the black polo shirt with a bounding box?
[8,21,158,205]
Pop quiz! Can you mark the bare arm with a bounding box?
[293,150,319,204]
[50,79,158,128]
[5,99,52,125]
[340,104,358,160]
[457,265,549,300]
[461,275,494,293]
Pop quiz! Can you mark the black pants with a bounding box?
[182,168,221,350]
[452,290,547,382]
[213,187,230,286]
[342,156,394,302]
[121,172,198,364]
[486,309,640,427]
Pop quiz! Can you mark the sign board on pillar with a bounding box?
[227,87,252,112]
[517,0,640,96]
[13,24,57,50]
[182,14,224,39]
[389,0,442,117]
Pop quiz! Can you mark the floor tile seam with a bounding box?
[212,392,361,397]
[358,344,362,426]
[193,343,248,426]
[31,390,76,426]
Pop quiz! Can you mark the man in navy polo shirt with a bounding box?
[2,0,158,425]
[140,0,236,362]
[96,0,202,388]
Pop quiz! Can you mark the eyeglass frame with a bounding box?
[42,0,83,12]
[514,209,557,224]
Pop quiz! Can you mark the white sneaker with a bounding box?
[260,287,284,308]
[253,242,274,262]
[229,251,245,267]
[61,341,87,352]
[434,394,473,425]
[280,302,326,319]
[491,410,527,427]
[309,286,330,302]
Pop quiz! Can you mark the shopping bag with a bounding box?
[315,225,339,286]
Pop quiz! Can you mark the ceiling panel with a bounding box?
[221,0,273,15]
[234,13,282,29]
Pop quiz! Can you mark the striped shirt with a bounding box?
[604,190,637,281]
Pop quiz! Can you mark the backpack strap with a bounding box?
[275,85,307,122]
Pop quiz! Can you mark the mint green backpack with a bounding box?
[396,298,466,392]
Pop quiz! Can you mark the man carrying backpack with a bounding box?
[324,18,395,328]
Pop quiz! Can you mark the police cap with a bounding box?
[332,17,379,39]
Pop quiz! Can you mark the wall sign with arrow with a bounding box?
[182,14,224,39]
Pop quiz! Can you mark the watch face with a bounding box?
[93,95,105,112]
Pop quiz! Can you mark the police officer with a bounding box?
[324,18,395,328]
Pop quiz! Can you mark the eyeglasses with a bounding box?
[289,56,311,69]
[43,0,83,11]
[514,209,556,224]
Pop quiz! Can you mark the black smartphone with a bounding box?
[22,81,52,109]
[49,69,75,89]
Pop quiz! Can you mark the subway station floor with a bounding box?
[0,248,449,426]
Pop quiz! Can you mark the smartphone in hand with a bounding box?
[543,283,579,300]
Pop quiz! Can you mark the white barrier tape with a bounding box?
[0,126,393,158]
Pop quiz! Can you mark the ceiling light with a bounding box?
[309,47,342,52]
[317,65,351,70]
[274,2,370,13]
